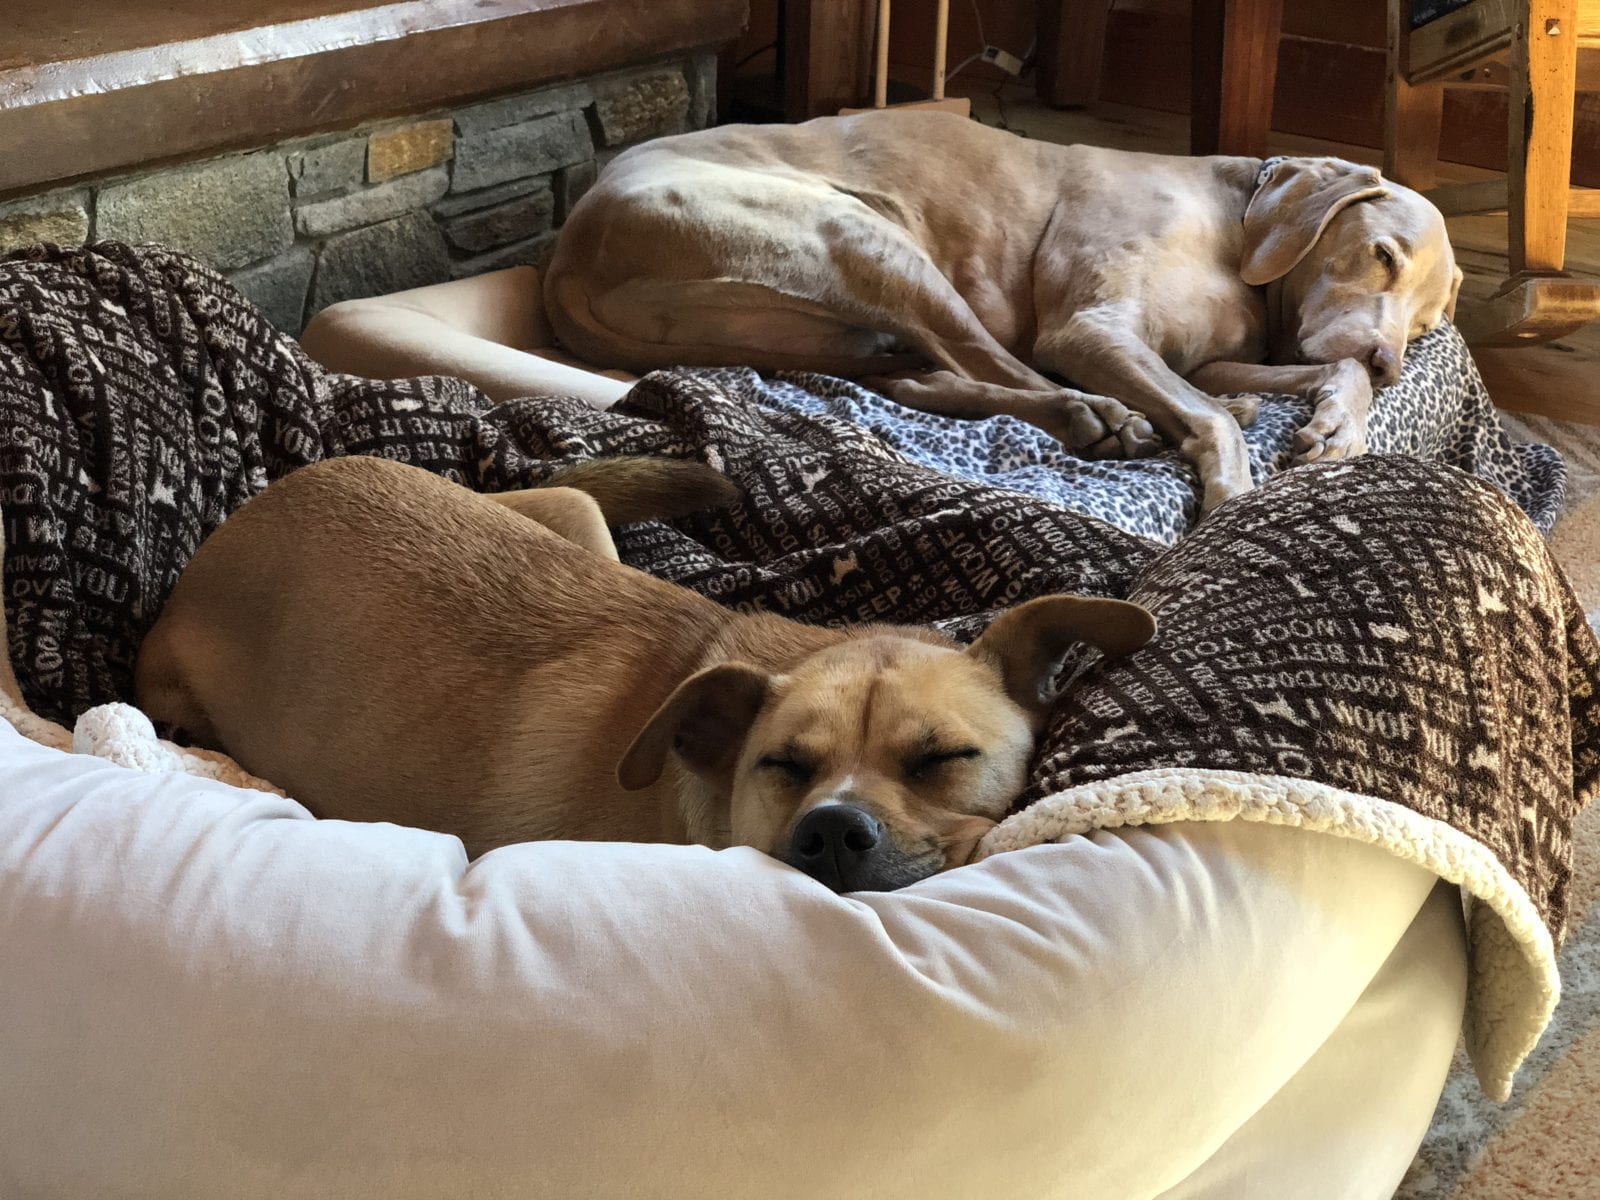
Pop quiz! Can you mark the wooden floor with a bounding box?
[962,88,1600,424]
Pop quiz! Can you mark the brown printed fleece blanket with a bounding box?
[1,243,1596,1101]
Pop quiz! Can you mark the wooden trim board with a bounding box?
[1429,179,1600,216]
[0,0,747,196]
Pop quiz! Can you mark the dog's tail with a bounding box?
[539,458,741,526]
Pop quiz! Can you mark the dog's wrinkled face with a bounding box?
[617,595,1157,892]
[730,637,1035,890]
[1281,188,1460,388]
[1241,159,1462,389]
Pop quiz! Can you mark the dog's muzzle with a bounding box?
[785,803,934,893]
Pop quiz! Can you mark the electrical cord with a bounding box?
[733,40,777,71]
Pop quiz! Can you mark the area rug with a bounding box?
[1397,798,1600,1197]
[1553,492,1600,633]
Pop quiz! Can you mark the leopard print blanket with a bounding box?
[1,243,1594,1101]
[678,339,1565,545]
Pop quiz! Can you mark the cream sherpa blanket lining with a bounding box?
[983,769,1554,1103]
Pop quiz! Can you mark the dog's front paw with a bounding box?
[1293,422,1369,464]
[1197,473,1254,514]
[1220,394,1261,427]
[1293,365,1373,464]
[1183,419,1255,514]
[1047,393,1162,460]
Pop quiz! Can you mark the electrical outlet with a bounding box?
[980,45,1025,76]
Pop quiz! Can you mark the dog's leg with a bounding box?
[1034,311,1255,512]
[808,219,1163,456]
[486,487,620,560]
[1188,360,1374,465]
[869,373,1161,460]
[132,619,224,748]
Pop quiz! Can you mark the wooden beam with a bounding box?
[1509,0,1581,274]
[1037,0,1112,109]
[1385,0,1444,190]
[1456,273,1600,346]
[784,0,876,120]
[1426,179,1600,216]
[1426,179,1512,214]
[1190,0,1285,157]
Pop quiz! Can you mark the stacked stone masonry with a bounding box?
[0,56,713,334]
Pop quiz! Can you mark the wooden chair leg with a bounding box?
[1383,0,1443,189]
[1037,0,1111,109]
[1508,0,1579,273]
[783,0,877,119]
[1190,0,1285,157]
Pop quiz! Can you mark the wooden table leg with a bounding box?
[1384,0,1444,189]
[1036,0,1112,109]
[783,0,876,120]
[1190,0,1285,157]
[1508,0,1580,274]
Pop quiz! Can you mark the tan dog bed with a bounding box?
[301,266,636,409]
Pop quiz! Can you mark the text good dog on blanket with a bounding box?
[543,110,1463,512]
[134,456,1154,891]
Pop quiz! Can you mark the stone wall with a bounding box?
[0,55,715,335]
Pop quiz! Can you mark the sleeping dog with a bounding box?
[135,456,1154,891]
[543,110,1463,513]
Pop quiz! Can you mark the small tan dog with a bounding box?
[136,456,1154,891]
[544,110,1463,512]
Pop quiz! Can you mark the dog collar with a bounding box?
[1255,155,1290,189]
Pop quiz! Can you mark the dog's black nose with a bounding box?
[790,804,883,890]
[1367,345,1400,387]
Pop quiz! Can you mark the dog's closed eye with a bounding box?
[758,753,816,785]
[903,746,981,781]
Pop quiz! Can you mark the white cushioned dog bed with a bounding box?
[0,700,1465,1200]
[6,243,1592,1199]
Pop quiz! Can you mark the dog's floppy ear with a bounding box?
[617,662,773,789]
[967,595,1156,718]
[1241,158,1390,286]
[1446,264,1465,322]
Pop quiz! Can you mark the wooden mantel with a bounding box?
[0,0,749,197]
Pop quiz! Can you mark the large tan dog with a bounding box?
[135,456,1154,891]
[543,110,1463,512]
